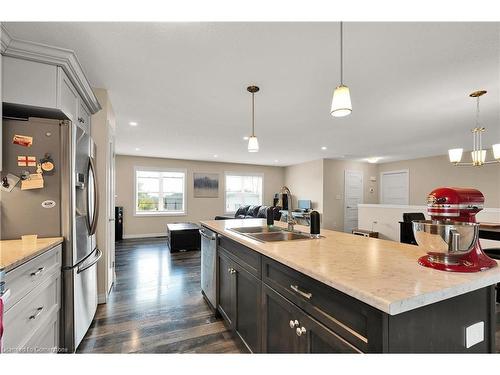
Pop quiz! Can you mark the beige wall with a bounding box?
[378,154,500,207]
[92,88,116,301]
[116,155,285,237]
[284,159,324,212]
[322,159,379,231]
[283,158,378,231]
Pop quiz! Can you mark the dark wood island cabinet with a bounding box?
[203,222,499,354]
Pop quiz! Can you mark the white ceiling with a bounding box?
[4,22,500,166]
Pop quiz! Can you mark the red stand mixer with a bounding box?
[413,187,497,272]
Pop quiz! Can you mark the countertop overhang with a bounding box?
[0,237,64,272]
[200,219,500,315]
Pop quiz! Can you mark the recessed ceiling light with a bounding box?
[274,159,279,162]
[135,147,140,151]
[129,121,138,126]
[243,136,249,141]
[213,154,218,158]
[366,157,380,164]
[321,146,327,150]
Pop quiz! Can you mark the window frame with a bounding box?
[134,166,188,217]
[223,171,264,214]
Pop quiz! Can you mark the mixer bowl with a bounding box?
[412,220,479,264]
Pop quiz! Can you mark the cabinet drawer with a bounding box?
[3,272,61,351]
[4,245,62,312]
[262,256,380,352]
[218,235,261,277]
[24,310,59,353]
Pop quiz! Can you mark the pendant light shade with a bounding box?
[331,85,352,117]
[493,144,500,160]
[248,136,259,152]
[471,150,486,166]
[331,21,352,117]
[448,91,500,166]
[247,85,260,153]
[448,148,463,164]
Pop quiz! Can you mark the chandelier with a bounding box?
[448,90,500,166]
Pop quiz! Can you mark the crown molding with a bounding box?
[0,23,12,53]
[1,24,101,113]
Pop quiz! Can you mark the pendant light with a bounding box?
[330,21,352,117]
[247,85,260,152]
[448,90,500,166]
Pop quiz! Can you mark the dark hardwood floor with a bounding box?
[77,237,500,353]
[77,237,243,353]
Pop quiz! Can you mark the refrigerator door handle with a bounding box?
[87,156,99,235]
[77,248,102,274]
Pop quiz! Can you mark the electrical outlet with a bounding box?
[465,321,484,348]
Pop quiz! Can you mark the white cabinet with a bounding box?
[2,56,85,123]
[77,101,91,133]
[57,69,79,123]
[2,245,62,353]
[2,56,59,109]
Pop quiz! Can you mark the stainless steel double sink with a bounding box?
[228,226,317,242]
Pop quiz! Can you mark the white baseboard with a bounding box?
[122,233,167,239]
[98,293,107,304]
[97,281,115,305]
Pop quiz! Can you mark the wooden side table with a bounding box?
[166,223,201,252]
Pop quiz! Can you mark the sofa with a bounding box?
[214,205,282,221]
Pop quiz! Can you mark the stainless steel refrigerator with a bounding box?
[1,117,101,352]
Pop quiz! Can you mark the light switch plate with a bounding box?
[465,321,484,348]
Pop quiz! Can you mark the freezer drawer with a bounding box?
[63,247,101,352]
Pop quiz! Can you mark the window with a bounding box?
[225,173,263,213]
[135,169,186,215]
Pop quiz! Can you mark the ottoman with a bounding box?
[166,223,201,252]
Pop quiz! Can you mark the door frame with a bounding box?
[344,170,364,233]
[379,169,409,205]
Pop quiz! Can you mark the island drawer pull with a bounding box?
[290,284,312,299]
[30,267,45,277]
[296,327,307,337]
[29,306,44,320]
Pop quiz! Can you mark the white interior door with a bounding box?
[380,170,409,205]
[344,170,363,233]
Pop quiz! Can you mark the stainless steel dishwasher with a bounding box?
[199,226,217,310]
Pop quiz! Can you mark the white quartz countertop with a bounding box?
[200,219,500,315]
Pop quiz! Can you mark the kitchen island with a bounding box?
[200,219,500,353]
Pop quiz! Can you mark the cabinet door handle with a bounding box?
[296,327,307,336]
[29,306,44,320]
[289,319,299,329]
[30,267,45,277]
[230,268,236,274]
[78,117,85,123]
[290,284,312,299]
